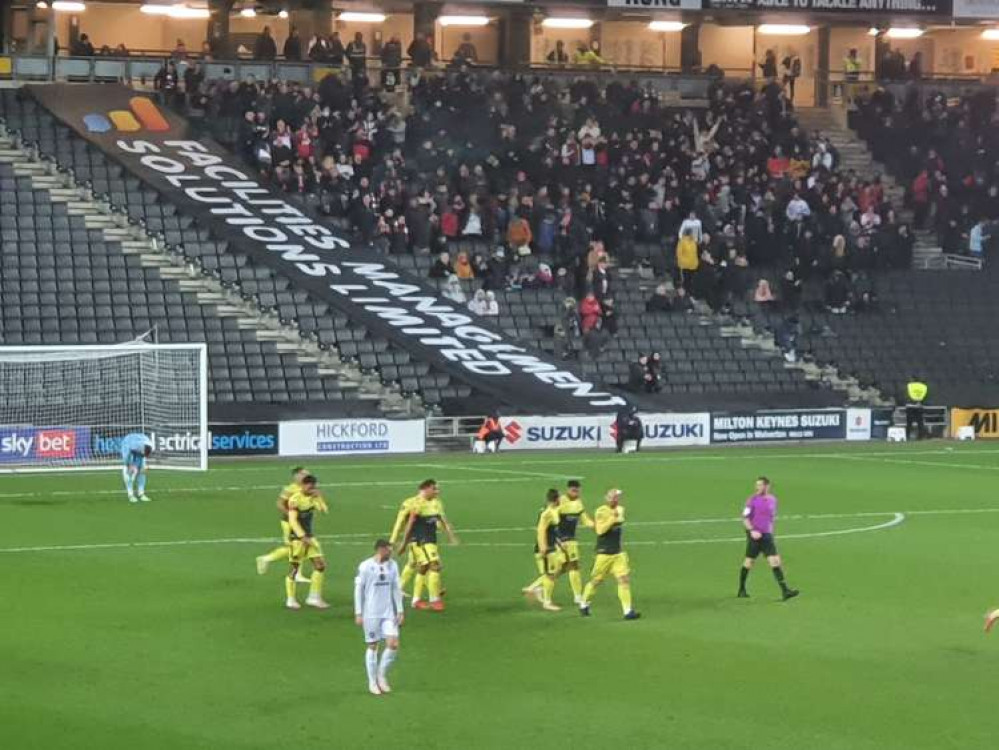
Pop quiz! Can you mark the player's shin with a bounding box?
[122,467,134,495]
[285,575,297,601]
[309,570,325,598]
[581,580,597,605]
[365,648,379,684]
[379,647,397,679]
[427,570,442,601]
[412,573,426,603]
[136,472,147,496]
[542,575,555,604]
[263,546,290,563]
[568,569,583,601]
[617,581,633,614]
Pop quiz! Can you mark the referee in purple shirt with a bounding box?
[738,477,799,601]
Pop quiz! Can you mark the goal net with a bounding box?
[0,344,207,472]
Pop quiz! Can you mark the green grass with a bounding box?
[3,441,999,749]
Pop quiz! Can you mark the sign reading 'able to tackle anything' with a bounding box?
[30,84,625,413]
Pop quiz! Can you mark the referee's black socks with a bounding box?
[772,566,789,592]
[738,567,749,593]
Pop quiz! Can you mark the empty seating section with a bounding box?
[0,90,472,409]
[748,272,999,407]
[0,162,365,407]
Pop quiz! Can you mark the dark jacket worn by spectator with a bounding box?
[254,27,278,61]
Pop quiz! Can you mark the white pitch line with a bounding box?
[0,476,546,500]
[12,506,991,555]
[5,447,993,479]
[829,455,999,472]
[411,462,581,481]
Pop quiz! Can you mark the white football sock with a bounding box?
[378,648,397,680]
[122,468,134,494]
[365,648,378,684]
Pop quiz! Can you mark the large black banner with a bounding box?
[30,84,625,413]
[705,0,950,13]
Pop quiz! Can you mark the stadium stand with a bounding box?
[0,89,476,414]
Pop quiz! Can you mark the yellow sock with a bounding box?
[428,570,442,601]
[582,581,596,604]
[542,576,555,604]
[568,569,583,599]
[526,575,545,590]
[400,562,414,591]
[617,582,633,614]
[285,576,296,600]
[263,546,289,563]
[309,570,324,599]
[413,572,426,601]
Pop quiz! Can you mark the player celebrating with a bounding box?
[285,474,330,610]
[120,432,153,503]
[557,479,594,604]
[397,479,459,611]
[579,489,640,620]
[738,476,799,601]
[256,466,308,576]
[534,489,564,611]
[355,539,404,696]
[388,489,425,597]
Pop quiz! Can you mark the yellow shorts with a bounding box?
[542,550,563,575]
[412,542,440,567]
[280,520,292,545]
[290,537,324,563]
[560,540,580,564]
[590,552,630,580]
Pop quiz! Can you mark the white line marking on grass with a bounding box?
[0,476,544,501]
[1,448,995,480]
[411,463,581,481]
[0,510,918,555]
[828,455,999,472]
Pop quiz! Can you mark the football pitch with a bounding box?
[3,441,999,750]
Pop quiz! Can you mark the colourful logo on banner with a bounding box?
[82,96,170,134]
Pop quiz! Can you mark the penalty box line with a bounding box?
[0,509,926,555]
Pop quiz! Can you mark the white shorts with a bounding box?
[362,617,399,644]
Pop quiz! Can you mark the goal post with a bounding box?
[0,343,208,472]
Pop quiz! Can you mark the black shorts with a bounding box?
[745,532,778,559]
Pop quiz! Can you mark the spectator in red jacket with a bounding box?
[578,292,602,333]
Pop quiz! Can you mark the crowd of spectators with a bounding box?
[854,85,998,263]
[151,63,915,374]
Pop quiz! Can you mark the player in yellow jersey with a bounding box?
[256,466,309,576]
[397,479,459,612]
[557,479,594,605]
[529,489,563,611]
[285,474,330,611]
[579,488,640,620]
[388,491,424,597]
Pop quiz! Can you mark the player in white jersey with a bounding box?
[354,539,404,696]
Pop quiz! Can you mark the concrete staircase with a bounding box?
[717,317,891,406]
[795,106,942,268]
[0,132,422,418]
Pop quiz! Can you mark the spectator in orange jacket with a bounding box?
[507,215,532,256]
[476,412,503,453]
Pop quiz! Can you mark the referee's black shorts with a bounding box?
[745,532,778,559]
